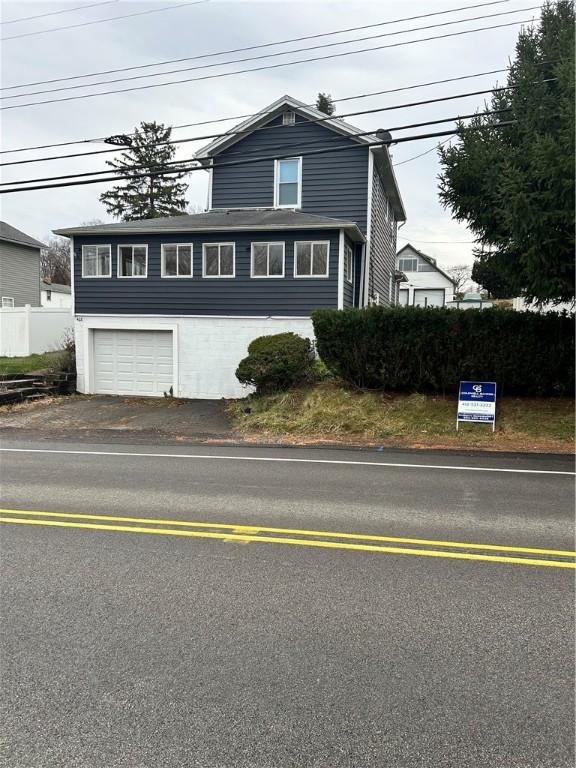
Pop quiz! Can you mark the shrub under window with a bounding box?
[236,332,314,394]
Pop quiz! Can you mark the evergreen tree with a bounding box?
[438,1,574,303]
[315,92,336,116]
[99,122,189,221]
[471,252,517,298]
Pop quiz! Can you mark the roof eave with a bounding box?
[371,146,406,223]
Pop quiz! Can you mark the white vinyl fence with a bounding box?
[0,306,73,357]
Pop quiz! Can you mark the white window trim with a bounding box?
[161,243,194,278]
[202,242,236,278]
[81,244,111,278]
[274,157,302,209]
[1,296,15,307]
[282,111,296,126]
[117,244,148,279]
[344,243,354,284]
[250,242,285,278]
[293,240,330,279]
[398,257,418,273]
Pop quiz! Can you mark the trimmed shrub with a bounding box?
[312,306,575,396]
[236,332,315,394]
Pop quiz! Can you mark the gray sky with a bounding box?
[1,0,538,270]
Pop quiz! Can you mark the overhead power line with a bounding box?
[1,81,539,168]
[0,123,516,195]
[393,136,454,167]
[1,16,539,110]
[0,66,521,155]
[0,109,511,187]
[1,0,209,41]
[398,236,475,244]
[2,5,539,101]
[1,0,513,89]
[0,1,119,26]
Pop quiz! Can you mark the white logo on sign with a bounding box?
[473,384,483,393]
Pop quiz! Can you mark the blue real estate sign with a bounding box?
[457,381,497,431]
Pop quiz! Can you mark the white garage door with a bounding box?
[93,329,173,396]
[413,289,445,307]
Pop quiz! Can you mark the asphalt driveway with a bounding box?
[0,395,233,443]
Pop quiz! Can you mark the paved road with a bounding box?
[1,439,574,767]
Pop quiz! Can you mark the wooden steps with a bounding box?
[0,371,76,405]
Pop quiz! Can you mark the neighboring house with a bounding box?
[0,221,45,307]
[40,279,72,308]
[396,243,456,307]
[54,94,406,399]
[512,296,575,314]
[446,292,493,310]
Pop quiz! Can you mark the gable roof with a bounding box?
[54,208,365,242]
[397,243,457,285]
[0,221,46,250]
[195,95,405,222]
[40,279,71,294]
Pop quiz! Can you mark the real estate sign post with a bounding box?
[456,381,497,432]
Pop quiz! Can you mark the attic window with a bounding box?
[282,111,296,126]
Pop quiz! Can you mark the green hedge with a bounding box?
[236,332,314,394]
[312,306,575,396]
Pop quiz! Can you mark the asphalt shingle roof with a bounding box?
[0,221,46,249]
[53,209,365,241]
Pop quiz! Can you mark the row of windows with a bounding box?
[398,257,436,273]
[81,241,346,280]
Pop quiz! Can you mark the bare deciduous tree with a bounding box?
[446,263,472,298]
[41,235,71,285]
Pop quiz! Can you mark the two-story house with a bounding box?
[396,243,456,307]
[54,95,405,399]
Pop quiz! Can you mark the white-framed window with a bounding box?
[82,244,111,278]
[398,288,409,306]
[398,257,418,272]
[1,296,15,307]
[251,242,285,278]
[46,290,52,301]
[202,242,235,277]
[294,241,329,278]
[344,243,353,283]
[274,157,301,208]
[282,111,296,126]
[117,245,148,278]
[161,243,193,277]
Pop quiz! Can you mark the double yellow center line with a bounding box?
[1,508,575,569]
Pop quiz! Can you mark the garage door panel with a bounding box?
[93,329,173,397]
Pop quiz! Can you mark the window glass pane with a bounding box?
[178,246,192,275]
[83,246,97,276]
[220,245,234,275]
[279,182,298,205]
[133,247,146,275]
[279,159,298,183]
[97,246,110,276]
[312,243,328,276]
[204,246,219,275]
[269,244,284,275]
[253,244,267,276]
[119,246,132,276]
[164,245,177,275]
[296,242,311,275]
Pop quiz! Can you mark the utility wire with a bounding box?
[393,136,454,166]
[0,109,511,187]
[1,0,513,89]
[1,0,209,41]
[398,236,475,243]
[3,4,535,99]
[0,66,521,154]
[1,17,539,110]
[0,82,535,167]
[0,122,516,194]
[0,1,120,26]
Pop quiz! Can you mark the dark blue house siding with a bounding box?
[211,115,369,232]
[342,234,355,309]
[73,229,340,316]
